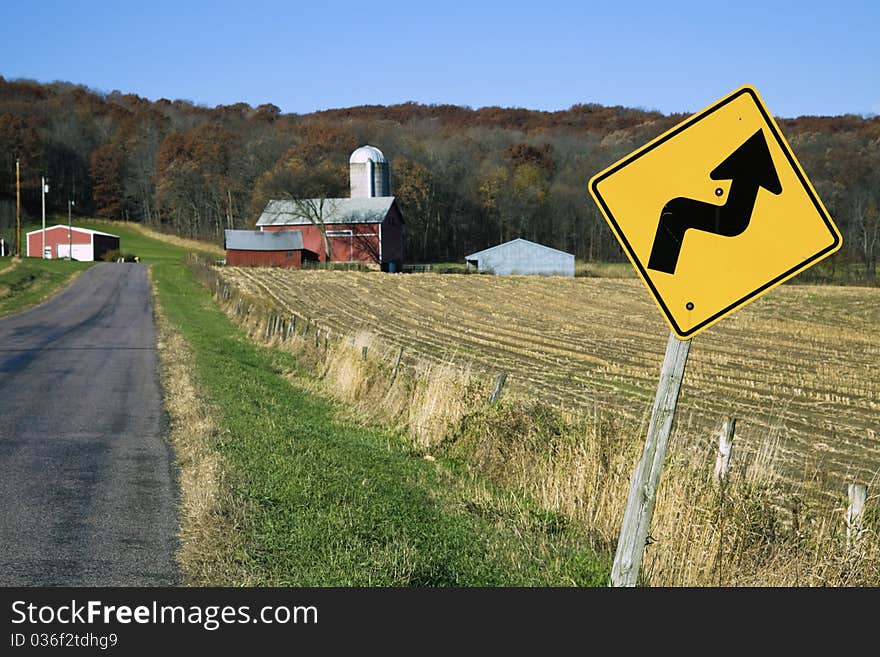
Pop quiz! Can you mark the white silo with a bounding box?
[349,145,390,197]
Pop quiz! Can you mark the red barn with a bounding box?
[26,225,120,261]
[256,198,405,271]
[224,229,318,268]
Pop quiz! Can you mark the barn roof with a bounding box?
[225,229,305,251]
[256,197,397,227]
[465,238,574,260]
[25,224,119,238]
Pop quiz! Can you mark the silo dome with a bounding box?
[349,145,387,164]
[350,144,390,198]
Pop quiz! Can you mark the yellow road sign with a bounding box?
[589,85,842,339]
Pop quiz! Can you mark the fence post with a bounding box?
[265,315,272,338]
[389,347,404,386]
[488,372,508,404]
[713,415,736,586]
[288,316,296,338]
[846,483,868,552]
[714,417,736,484]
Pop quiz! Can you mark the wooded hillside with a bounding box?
[1,77,877,278]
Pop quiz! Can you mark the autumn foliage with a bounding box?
[0,76,877,278]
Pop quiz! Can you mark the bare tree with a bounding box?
[282,196,339,262]
[850,190,879,281]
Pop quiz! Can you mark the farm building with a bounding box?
[26,225,120,261]
[256,145,405,271]
[465,238,575,277]
[224,229,319,268]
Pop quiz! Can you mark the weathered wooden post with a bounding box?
[587,85,844,588]
[488,372,508,404]
[846,483,867,551]
[611,333,691,587]
[265,315,273,339]
[714,417,736,484]
[713,416,735,586]
[389,347,404,386]
[288,316,296,338]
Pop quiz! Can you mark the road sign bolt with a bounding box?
[686,302,694,310]
[715,187,724,196]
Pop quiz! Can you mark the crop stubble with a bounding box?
[221,268,879,487]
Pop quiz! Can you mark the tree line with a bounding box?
[1,76,877,280]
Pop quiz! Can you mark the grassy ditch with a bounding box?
[91,221,608,585]
[205,259,880,586]
[163,261,607,585]
[0,257,92,317]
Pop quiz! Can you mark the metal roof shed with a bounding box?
[224,229,318,268]
[26,225,120,261]
[465,238,575,277]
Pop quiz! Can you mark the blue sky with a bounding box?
[1,0,877,118]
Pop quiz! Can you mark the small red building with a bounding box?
[26,225,120,261]
[256,197,404,271]
[224,229,318,268]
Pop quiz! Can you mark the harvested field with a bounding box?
[219,267,880,489]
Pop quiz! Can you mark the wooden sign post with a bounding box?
[611,332,691,587]
[589,86,844,587]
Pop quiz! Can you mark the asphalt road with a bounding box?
[0,263,178,585]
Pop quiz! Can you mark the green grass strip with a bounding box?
[82,220,610,586]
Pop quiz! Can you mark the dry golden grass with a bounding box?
[222,267,880,489]
[89,220,225,257]
[206,264,879,586]
[151,272,252,585]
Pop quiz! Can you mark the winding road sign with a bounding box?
[589,85,842,339]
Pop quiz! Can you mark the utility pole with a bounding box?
[67,199,75,260]
[16,159,21,257]
[41,177,49,258]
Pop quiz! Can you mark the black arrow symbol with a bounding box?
[647,129,783,275]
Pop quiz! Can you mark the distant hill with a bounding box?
[1,76,877,278]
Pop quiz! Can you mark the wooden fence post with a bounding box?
[611,332,691,587]
[389,347,404,386]
[265,315,272,338]
[714,417,736,484]
[288,316,296,338]
[488,372,508,404]
[846,483,868,551]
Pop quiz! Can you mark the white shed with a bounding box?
[465,238,575,277]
